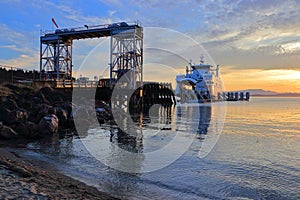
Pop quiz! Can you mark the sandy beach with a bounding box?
[0,148,117,200]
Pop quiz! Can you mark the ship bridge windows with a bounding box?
[204,74,212,80]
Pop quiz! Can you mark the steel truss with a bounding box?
[110,27,143,89]
[40,38,72,81]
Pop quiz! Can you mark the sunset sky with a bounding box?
[0,0,300,92]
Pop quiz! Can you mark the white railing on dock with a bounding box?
[55,81,99,88]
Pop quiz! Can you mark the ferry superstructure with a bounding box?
[175,57,224,103]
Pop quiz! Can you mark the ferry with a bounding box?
[175,56,224,103]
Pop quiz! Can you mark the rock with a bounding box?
[39,87,66,104]
[14,109,28,124]
[31,103,53,123]
[55,107,68,127]
[2,98,19,110]
[62,102,73,117]
[97,116,105,124]
[96,108,111,122]
[95,100,112,121]
[0,107,10,124]
[36,91,50,105]
[0,122,18,139]
[38,114,59,136]
[0,107,28,125]
[15,121,39,139]
[39,86,53,96]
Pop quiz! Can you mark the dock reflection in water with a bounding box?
[26,102,223,172]
[78,102,223,174]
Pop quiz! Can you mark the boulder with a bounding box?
[38,114,59,136]
[15,121,39,139]
[0,122,18,139]
[35,90,50,105]
[39,86,53,96]
[0,107,28,125]
[31,103,53,123]
[2,98,19,110]
[14,109,28,124]
[95,100,112,121]
[55,107,68,127]
[39,87,66,104]
[0,107,10,124]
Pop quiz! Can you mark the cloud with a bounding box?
[281,41,300,53]
[0,52,39,69]
[187,1,300,53]
[98,0,123,7]
[108,10,117,17]
[42,1,116,25]
[0,24,39,68]
[0,45,17,49]
[0,24,25,43]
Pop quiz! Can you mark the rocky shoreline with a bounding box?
[0,84,72,139]
[0,83,111,140]
[0,83,116,199]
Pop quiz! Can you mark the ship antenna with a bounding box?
[200,55,204,64]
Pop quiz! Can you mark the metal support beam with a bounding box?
[40,38,73,81]
[110,27,143,89]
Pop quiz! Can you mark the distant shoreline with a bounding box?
[227,89,300,97]
[251,94,300,97]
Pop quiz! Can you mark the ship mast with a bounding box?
[200,55,204,64]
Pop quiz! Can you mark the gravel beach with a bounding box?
[0,148,117,199]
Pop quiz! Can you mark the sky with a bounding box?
[0,0,300,92]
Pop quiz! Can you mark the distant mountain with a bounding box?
[234,89,300,97]
[243,89,278,96]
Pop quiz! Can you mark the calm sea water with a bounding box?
[20,97,300,199]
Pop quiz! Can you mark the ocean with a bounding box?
[20,97,300,199]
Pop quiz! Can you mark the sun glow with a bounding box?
[222,68,300,93]
[265,69,300,80]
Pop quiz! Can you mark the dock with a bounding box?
[221,92,250,101]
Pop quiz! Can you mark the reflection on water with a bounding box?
[107,104,215,155]
[197,106,211,135]
[109,114,143,154]
[89,103,217,173]
[20,97,300,199]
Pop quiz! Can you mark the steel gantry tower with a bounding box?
[39,22,143,88]
[40,36,72,81]
[110,26,143,89]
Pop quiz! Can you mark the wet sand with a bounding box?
[0,148,118,199]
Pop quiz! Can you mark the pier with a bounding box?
[38,21,176,108]
[221,92,250,101]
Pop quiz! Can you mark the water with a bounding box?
[19,97,300,199]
